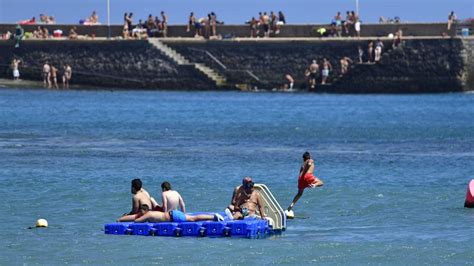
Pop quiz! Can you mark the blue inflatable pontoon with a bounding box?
[105,218,275,238]
[104,184,286,239]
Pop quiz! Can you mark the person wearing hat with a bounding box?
[286,151,324,215]
[225,177,266,220]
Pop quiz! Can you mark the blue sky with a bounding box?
[0,0,472,25]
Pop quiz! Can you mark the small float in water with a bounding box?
[465,179,474,208]
[104,184,287,238]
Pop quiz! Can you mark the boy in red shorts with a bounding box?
[286,151,324,217]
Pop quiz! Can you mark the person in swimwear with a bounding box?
[287,151,324,212]
[42,61,51,88]
[117,204,151,222]
[321,58,332,85]
[161,181,186,213]
[134,209,224,223]
[225,177,266,220]
[117,178,161,221]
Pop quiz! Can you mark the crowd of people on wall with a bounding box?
[247,11,286,38]
[3,9,466,41]
[122,11,168,39]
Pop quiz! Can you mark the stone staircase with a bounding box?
[148,38,226,86]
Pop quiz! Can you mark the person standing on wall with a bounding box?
[11,58,21,80]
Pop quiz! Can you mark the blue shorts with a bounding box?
[170,210,186,222]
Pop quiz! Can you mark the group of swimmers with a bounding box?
[117,151,323,223]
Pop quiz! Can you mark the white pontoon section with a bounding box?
[254,184,286,231]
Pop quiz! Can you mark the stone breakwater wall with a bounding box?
[0,38,472,92]
[461,38,474,91]
[0,40,216,90]
[333,38,471,93]
[165,37,472,93]
[0,22,464,38]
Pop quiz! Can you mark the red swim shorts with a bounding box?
[298,173,319,190]
[153,205,164,212]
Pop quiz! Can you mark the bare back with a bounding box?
[132,189,154,214]
[135,211,170,223]
[162,190,185,213]
[300,159,315,176]
[310,63,319,73]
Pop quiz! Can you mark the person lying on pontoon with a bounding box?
[225,177,266,220]
[122,204,224,223]
[117,204,150,222]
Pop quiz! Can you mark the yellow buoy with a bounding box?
[36,219,48,228]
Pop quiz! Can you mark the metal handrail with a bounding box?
[188,48,227,69]
[245,70,260,81]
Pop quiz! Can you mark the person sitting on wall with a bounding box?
[42,26,49,39]
[14,24,24,48]
[132,20,148,39]
[392,29,403,48]
[68,27,78,39]
[81,10,100,25]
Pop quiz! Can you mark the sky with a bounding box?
[0,0,473,25]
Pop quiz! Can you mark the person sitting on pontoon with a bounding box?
[116,178,161,221]
[225,177,266,220]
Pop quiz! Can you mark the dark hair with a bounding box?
[303,151,311,160]
[161,181,171,191]
[140,204,150,212]
[131,178,142,191]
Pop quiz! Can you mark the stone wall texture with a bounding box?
[0,40,215,89]
[0,37,472,93]
[165,38,471,93]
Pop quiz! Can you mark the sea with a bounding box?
[0,88,473,264]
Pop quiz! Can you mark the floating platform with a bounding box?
[105,218,276,238]
[104,183,287,238]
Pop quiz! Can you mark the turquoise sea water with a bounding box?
[0,88,473,264]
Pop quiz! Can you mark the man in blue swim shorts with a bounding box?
[170,210,187,222]
[134,209,224,223]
